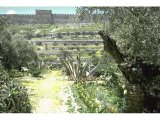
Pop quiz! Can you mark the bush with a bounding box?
[61,55,96,83]
[92,52,116,77]
[69,82,124,113]
[66,51,126,113]
[29,67,43,77]
[92,64,108,77]
[42,55,58,62]
[91,55,99,66]
[0,68,32,113]
[9,70,24,78]
[70,82,100,113]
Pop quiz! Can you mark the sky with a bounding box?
[0,7,76,14]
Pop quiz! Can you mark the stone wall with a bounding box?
[0,10,92,24]
[1,14,37,24]
[36,10,53,24]
[53,14,77,24]
[34,40,103,46]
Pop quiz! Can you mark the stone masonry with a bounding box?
[0,10,101,24]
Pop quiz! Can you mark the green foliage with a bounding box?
[70,82,124,113]
[0,17,38,71]
[12,39,38,71]
[71,82,99,113]
[0,66,32,113]
[61,54,95,83]
[77,7,160,64]
[24,31,33,40]
[76,7,160,113]
[0,19,32,112]
[92,51,116,77]
[0,16,8,31]
[41,55,58,62]
[9,70,24,78]
[0,17,13,71]
[78,50,126,112]
[107,8,160,64]
[91,55,99,66]
[7,23,101,38]
[66,96,77,113]
[29,67,43,77]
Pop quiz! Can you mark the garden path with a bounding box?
[22,70,70,113]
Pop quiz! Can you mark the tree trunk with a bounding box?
[98,30,160,113]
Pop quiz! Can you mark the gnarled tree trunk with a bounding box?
[98,31,160,113]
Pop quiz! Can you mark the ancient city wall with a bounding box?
[53,14,77,24]
[0,14,37,24]
[0,10,108,24]
[0,10,82,24]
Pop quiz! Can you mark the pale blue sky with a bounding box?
[0,7,76,14]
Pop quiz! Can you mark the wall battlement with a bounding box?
[0,9,90,24]
[53,14,75,16]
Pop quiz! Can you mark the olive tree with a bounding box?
[0,17,38,71]
[0,17,32,113]
[77,7,160,112]
[12,39,38,71]
[0,17,14,71]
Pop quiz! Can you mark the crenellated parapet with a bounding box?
[53,13,76,17]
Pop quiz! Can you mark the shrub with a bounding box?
[67,51,126,113]
[0,68,32,113]
[91,55,99,66]
[42,55,58,62]
[71,82,99,113]
[92,52,115,77]
[70,82,124,113]
[9,70,24,78]
[61,55,97,83]
[29,67,43,77]
[62,54,124,112]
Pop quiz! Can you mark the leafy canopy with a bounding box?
[77,7,160,64]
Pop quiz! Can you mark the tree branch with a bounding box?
[98,31,125,64]
[98,30,160,85]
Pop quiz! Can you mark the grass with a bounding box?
[55,23,102,33]
[9,23,102,36]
